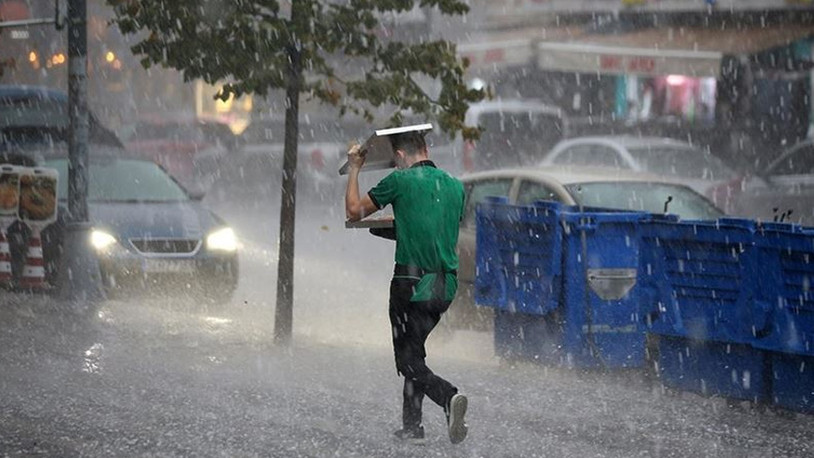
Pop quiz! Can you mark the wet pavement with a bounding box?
[2,195,814,457]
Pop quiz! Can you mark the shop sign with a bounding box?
[599,55,656,73]
[459,39,533,71]
[537,42,722,77]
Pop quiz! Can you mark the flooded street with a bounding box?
[1,192,814,457]
[1,0,814,455]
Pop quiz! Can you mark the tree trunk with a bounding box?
[273,40,302,345]
[59,0,104,306]
[68,0,89,222]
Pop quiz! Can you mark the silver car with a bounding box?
[446,165,724,332]
[539,136,742,213]
[455,99,565,175]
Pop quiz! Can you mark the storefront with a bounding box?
[535,24,814,128]
[458,20,814,153]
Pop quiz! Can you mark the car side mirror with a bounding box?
[186,187,207,201]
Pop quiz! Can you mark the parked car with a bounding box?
[451,99,565,175]
[0,84,122,151]
[539,136,743,212]
[124,116,239,193]
[20,154,239,303]
[733,138,814,226]
[448,165,725,331]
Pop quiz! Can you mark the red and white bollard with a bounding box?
[19,227,45,290]
[0,229,12,287]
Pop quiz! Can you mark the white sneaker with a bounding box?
[447,393,468,444]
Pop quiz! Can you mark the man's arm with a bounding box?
[345,144,380,222]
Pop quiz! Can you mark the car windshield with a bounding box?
[627,146,736,180]
[564,181,724,220]
[45,158,189,203]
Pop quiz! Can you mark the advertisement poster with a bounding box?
[0,165,21,219]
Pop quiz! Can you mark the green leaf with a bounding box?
[107,0,484,139]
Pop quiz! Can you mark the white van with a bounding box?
[428,99,566,177]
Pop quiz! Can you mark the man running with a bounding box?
[345,129,468,445]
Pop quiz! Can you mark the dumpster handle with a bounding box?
[573,187,607,368]
[579,214,608,369]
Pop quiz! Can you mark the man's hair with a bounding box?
[389,132,427,157]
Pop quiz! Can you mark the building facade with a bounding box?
[444,0,814,166]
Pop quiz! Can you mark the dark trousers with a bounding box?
[389,276,458,431]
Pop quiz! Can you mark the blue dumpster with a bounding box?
[478,196,814,408]
[656,335,769,403]
[557,206,648,368]
[476,199,648,369]
[752,223,814,356]
[752,223,814,412]
[770,352,814,414]
[475,198,565,363]
[640,216,769,402]
[475,198,562,316]
[640,217,758,344]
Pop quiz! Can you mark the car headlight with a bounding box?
[206,227,238,252]
[91,230,117,251]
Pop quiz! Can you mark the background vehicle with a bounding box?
[453,99,565,175]
[0,86,237,303]
[123,116,239,193]
[448,165,724,331]
[733,138,814,226]
[219,116,367,201]
[0,85,122,152]
[539,136,743,212]
[19,155,239,303]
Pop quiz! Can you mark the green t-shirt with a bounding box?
[368,161,465,302]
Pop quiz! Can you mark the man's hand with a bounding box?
[347,142,366,170]
[345,141,379,222]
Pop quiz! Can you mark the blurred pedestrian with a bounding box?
[344,130,468,445]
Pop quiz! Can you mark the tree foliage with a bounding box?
[109,0,485,139]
